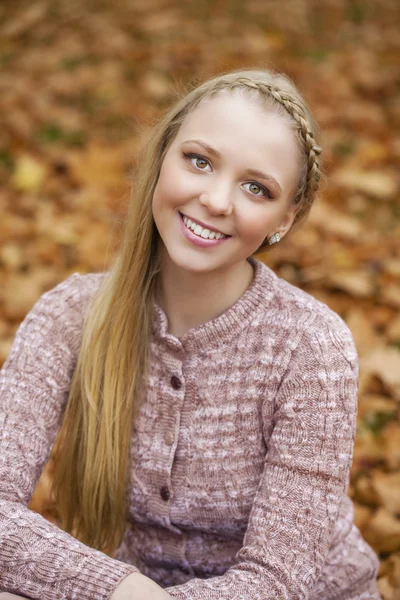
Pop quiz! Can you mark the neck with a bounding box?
[155,247,254,338]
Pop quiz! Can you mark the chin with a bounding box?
[163,246,222,274]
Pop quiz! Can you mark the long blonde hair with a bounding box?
[51,68,322,555]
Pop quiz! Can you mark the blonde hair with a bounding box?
[52,68,322,555]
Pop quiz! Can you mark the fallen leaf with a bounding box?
[353,502,374,532]
[387,315,400,343]
[346,309,383,356]
[307,200,363,240]
[372,472,400,516]
[363,508,400,553]
[384,259,400,278]
[381,284,400,309]
[333,169,398,200]
[378,576,395,600]
[352,472,381,506]
[328,270,375,297]
[140,72,171,100]
[0,338,14,367]
[2,269,57,320]
[0,242,26,270]
[358,395,398,420]
[361,347,400,398]
[69,143,127,189]
[11,155,48,191]
[386,553,400,591]
[385,423,400,470]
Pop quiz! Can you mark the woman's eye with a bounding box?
[243,182,272,199]
[194,157,209,169]
[184,153,212,171]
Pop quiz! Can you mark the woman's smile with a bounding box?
[179,211,231,240]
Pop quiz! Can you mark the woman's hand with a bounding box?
[110,573,173,600]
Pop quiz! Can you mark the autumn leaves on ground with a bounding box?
[1,0,399,597]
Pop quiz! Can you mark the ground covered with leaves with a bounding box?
[1,0,399,597]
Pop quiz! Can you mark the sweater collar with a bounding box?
[151,256,277,355]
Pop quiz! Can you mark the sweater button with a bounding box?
[160,485,171,501]
[170,375,182,390]
[165,430,174,446]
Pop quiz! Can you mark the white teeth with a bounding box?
[182,215,227,240]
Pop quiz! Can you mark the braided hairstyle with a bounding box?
[156,69,322,248]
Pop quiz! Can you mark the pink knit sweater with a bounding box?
[0,256,380,600]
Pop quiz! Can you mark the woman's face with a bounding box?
[152,90,301,275]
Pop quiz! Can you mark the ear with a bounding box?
[277,204,297,239]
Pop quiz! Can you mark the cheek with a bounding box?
[236,205,274,240]
[154,164,192,210]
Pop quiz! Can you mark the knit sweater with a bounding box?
[0,256,380,600]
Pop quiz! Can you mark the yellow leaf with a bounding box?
[11,154,47,191]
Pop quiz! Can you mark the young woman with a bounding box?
[0,69,380,599]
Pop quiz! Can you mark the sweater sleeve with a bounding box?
[166,313,359,600]
[0,274,138,600]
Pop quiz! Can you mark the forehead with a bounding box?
[174,90,297,157]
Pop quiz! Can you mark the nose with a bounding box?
[198,185,233,216]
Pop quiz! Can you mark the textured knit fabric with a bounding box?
[0,255,380,600]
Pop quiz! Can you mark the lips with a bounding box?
[179,212,231,237]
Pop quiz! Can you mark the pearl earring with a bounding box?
[268,232,281,245]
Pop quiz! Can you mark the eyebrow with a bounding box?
[183,139,282,194]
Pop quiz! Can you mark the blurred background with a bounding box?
[0,0,399,596]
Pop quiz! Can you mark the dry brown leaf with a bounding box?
[378,576,396,600]
[2,269,57,320]
[363,507,400,553]
[384,260,400,278]
[353,428,388,471]
[386,553,400,590]
[355,140,391,166]
[352,472,381,506]
[387,315,400,343]
[385,423,400,471]
[371,306,399,331]
[353,502,374,532]
[381,284,400,309]
[0,338,14,367]
[361,348,400,398]
[307,201,363,240]
[140,72,171,100]
[2,3,48,38]
[358,394,398,420]
[346,309,383,356]
[68,143,127,189]
[328,271,375,298]
[0,243,26,271]
[379,554,400,599]
[372,472,400,516]
[333,168,398,200]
